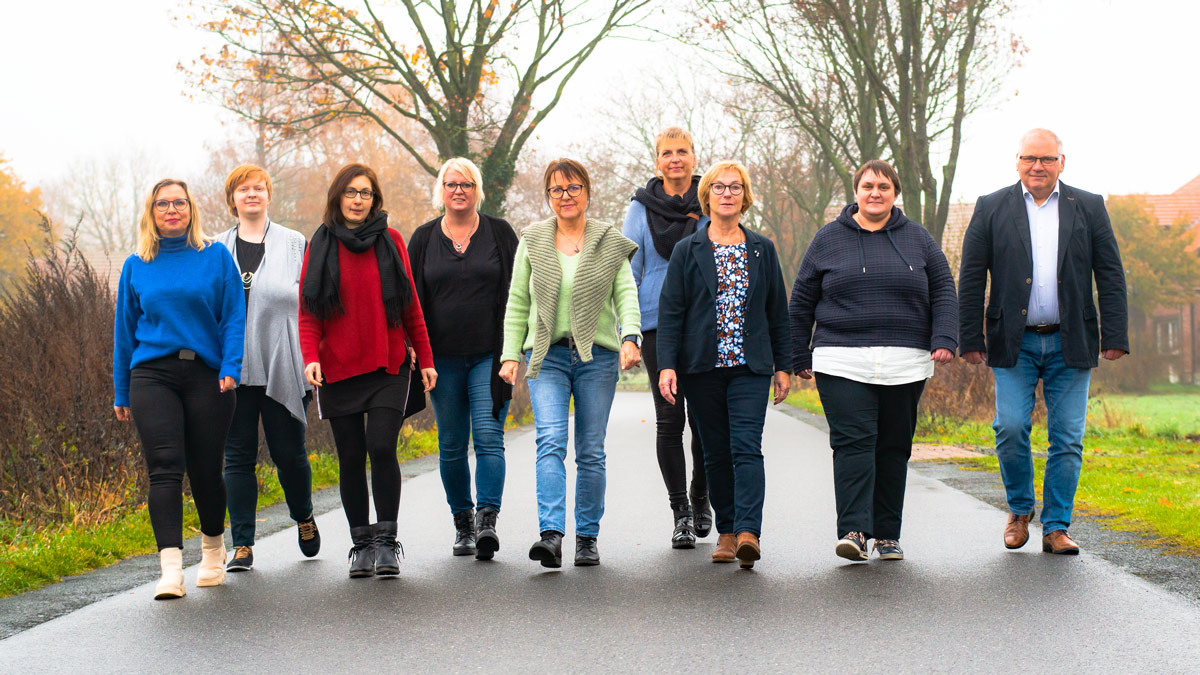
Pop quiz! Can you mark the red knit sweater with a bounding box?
[299,228,434,384]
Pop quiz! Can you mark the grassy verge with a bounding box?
[1,422,456,599]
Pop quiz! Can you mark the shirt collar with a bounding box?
[1021,180,1061,203]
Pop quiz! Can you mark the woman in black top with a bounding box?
[408,157,519,560]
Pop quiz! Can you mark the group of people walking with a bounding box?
[112,125,1128,599]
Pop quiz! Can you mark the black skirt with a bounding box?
[317,367,410,419]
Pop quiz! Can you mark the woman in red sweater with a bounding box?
[300,163,436,579]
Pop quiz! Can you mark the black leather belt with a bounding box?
[553,337,575,349]
[1025,324,1060,335]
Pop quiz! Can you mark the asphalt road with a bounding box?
[3,392,1199,673]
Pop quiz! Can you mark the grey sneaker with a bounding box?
[835,532,868,561]
[873,539,904,560]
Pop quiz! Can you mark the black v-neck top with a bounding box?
[420,220,502,355]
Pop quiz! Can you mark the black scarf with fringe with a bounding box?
[301,211,411,327]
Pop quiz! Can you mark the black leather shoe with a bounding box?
[691,491,713,539]
[475,507,500,560]
[374,521,403,575]
[671,515,696,549]
[297,514,321,558]
[453,509,476,556]
[348,525,376,578]
[528,531,563,568]
[575,535,600,566]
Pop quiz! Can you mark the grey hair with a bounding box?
[432,157,485,210]
[1018,128,1064,155]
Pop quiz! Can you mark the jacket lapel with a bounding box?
[693,226,718,300]
[1056,183,1076,275]
[1007,182,1033,269]
[745,229,763,302]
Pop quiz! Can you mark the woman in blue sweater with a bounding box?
[789,160,958,563]
[622,126,712,549]
[113,178,245,599]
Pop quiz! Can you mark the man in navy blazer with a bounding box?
[959,129,1128,555]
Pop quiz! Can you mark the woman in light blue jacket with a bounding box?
[622,127,711,550]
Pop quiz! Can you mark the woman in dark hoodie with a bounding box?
[789,160,957,563]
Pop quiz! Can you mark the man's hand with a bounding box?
[962,351,985,365]
[1102,349,1127,361]
[659,368,678,405]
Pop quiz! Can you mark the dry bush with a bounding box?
[0,218,143,525]
[919,358,997,423]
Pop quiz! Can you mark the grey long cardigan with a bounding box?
[215,222,311,422]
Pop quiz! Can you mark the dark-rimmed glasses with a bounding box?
[710,183,744,196]
[443,182,476,193]
[547,184,584,199]
[343,188,375,200]
[154,198,190,212]
[1018,155,1060,166]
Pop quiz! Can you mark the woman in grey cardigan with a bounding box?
[215,165,320,572]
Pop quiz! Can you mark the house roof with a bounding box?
[1123,173,1200,250]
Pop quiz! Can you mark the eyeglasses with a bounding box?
[710,183,744,196]
[547,184,584,199]
[154,198,190,212]
[343,188,375,200]
[1018,155,1060,167]
[443,181,476,193]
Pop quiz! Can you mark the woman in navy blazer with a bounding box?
[657,160,791,570]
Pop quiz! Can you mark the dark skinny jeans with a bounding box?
[224,386,313,547]
[641,330,707,511]
[129,355,235,550]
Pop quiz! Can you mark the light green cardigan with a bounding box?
[502,216,641,378]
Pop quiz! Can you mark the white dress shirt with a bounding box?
[812,346,934,385]
[1023,181,1061,326]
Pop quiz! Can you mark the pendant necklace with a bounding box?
[239,219,270,290]
[557,223,584,253]
[446,213,479,252]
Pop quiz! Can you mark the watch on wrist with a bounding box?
[623,335,642,349]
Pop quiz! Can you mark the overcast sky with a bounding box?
[1,0,1195,202]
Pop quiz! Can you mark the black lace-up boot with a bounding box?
[574,535,600,566]
[528,531,563,568]
[452,509,477,556]
[375,521,404,576]
[474,507,500,560]
[348,525,376,578]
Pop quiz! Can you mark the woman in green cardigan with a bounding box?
[499,158,642,569]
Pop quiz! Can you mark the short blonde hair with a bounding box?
[432,157,485,210]
[137,179,208,262]
[697,161,755,217]
[654,126,695,157]
[224,164,274,217]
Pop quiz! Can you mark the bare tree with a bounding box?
[181,0,652,216]
[43,150,165,258]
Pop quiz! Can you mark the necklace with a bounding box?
[445,213,479,252]
[238,219,270,290]
[556,222,585,253]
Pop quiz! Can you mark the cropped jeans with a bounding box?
[526,345,619,538]
[993,331,1091,534]
[429,352,510,515]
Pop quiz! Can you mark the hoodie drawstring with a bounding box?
[885,230,914,271]
[857,230,866,273]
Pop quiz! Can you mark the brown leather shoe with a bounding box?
[735,532,761,569]
[1004,512,1034,549]
[712,533,737,563]
[1042,529,1080,555]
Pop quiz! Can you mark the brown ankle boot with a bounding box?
[712,533,737,563]
[735,532,761,569]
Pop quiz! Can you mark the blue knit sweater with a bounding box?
[113,235,245,406]
[622,200,709,332]
[788,205,958,372]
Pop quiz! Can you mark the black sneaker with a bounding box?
[835,532,869,562]
[227,546,254,572]
[873,539,904,560]
[297,515,321,558]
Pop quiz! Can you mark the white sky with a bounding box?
[1,0,1195,201]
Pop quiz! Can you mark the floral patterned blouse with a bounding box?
[713,241,749,367]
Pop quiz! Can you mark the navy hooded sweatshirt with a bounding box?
[788,204,958,373]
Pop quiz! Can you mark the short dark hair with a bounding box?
[325,163,384,226]
[542,158,591,206]
[852,160,902,196]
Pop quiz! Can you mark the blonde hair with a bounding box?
[697,161,755,217]
[432,157,485,210]
[224,164,274,217]
[654,126,695,157]
[136,179,208,262]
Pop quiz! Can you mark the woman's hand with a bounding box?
[219,376,237,393]
[659,368,678,405]
[421,367,438,392]
[408,345,418,370]
[305,362,324,387]
[114,406,131,422]
[772,371,791,405]
[797,369,813,380]
[499,360,519,385]
[620,342,641,370]
[931,348,954,364]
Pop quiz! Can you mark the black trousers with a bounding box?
[224,386,313,547]
[814,373,925,540]
[642,330,706,510]
[129,356,236,550]
[679,366,770,537]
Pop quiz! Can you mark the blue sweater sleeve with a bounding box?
[215,245,246,383]
[623,201,646,288]
[113,256,141,407]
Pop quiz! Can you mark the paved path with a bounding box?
[3,393,1199,673]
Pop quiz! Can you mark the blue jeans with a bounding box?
[526,345,619,538]
[429,352,510,515]
[993,331,1091,534]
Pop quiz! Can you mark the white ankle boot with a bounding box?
[154,547,186,600]
[196,534,226,587]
